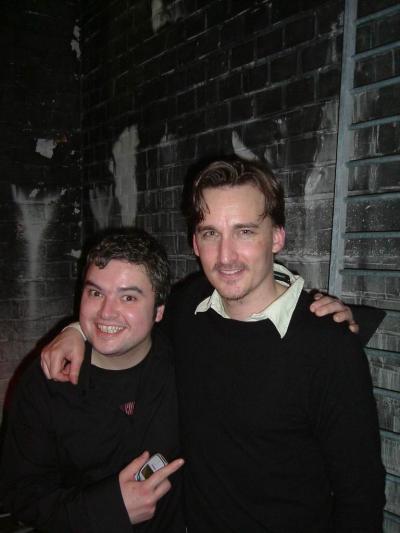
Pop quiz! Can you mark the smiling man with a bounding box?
[1,230,184,533]
[163,158,385,532]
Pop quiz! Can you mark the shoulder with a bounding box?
[165,270,212,320]
[289,291,365,361]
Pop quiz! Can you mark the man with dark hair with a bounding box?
[40,158,385,531]
[1,229,185,533]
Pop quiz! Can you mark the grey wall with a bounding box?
[0,1,81,409]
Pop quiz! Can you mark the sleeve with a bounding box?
[349,304,386,346]
[311,327,386,532]
[0,364,132,533]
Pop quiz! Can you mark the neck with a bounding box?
[222,281,287,321]
[91,339,152,370]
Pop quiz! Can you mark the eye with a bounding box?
[239,228,255,237]
[88,289,102,298]
[122,294,137,302]
[201,230,218,240]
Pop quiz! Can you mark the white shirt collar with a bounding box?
[194,263,304,338]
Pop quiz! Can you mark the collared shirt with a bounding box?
[194,263,304,338]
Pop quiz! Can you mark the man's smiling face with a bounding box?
[79,259,164,365]
[193,184,285,318]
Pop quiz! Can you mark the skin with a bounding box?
[80,260,164,370]
[193,184,286,320]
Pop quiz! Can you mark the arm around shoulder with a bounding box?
[312,329,386,532]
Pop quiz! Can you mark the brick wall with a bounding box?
[0,1,82,410]
[80,0,344,288]
[1,0,399,527]
[78,0,400,527]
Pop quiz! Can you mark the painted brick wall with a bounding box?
[80,0,344,289]
[1,0,399,527]
[78,0,399,527]
[0,1,82,411]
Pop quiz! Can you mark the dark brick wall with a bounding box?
[1,0,399,525]
[80,0,344,289]
[0,1,81,410]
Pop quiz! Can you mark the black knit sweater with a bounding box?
[164,274,385,533]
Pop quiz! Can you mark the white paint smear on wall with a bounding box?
[232,130,259,161]
[36,138,56,159]
[12,185,60,317]
[71,25,81,59]
[151,0,182,32]
[89,184,114,229]
[109,125,139,226]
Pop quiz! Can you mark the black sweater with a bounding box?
[165,275,386,533]
[0,331,184,533]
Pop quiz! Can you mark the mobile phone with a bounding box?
[135,453,168,481]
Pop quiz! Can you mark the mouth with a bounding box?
[214,264,246,279]
[96,323,125,335]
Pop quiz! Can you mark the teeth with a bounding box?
[97,324,124,334]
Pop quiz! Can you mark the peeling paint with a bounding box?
[89,184,114,229]
[151,0,182,33]
[11,185,60,317]
[71,25,81,59]
[232,130,259,161]
[151,0,169,32]
[69,249,81,259]
[36,138,56,159]
[109,125,139,226]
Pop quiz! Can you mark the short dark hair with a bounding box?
[85,229,170,307]
[187,158,285,232]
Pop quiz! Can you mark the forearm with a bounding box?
[314,334,385,530]
[349,304,385,346]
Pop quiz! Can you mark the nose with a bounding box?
[218,235,237,265]
[98,297,118,320]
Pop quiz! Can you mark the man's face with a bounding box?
[193,184,285,316]
[80,259,164,362]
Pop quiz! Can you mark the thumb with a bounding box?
[120,451,150,481]
[67,356,82,385]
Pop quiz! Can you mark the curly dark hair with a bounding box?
[186,157,285,233]
[85,228,170,307]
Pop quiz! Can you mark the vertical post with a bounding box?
[328,0,357,297]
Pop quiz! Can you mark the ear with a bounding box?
[192,233,200,257]
[272,226,285,254]
[155,305,165,323]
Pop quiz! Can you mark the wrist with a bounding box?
[63,322,87,341]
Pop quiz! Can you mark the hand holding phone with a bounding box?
[135,453,168,481]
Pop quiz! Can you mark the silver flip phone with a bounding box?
[135,453,168,481]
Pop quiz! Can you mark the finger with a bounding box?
[152,478,172,500]
[49,358,70,382]
[312,301,343,316]
[309,296,337,313]
[121,451,150,481]
[40,356,51,380]
[145,458,185,489]
[312,292,324,301]
[332,309,354,323]
[67,358,82,385]
[349,322,360,334]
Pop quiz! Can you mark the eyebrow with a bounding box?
[196,222,260,232]
[84,280,144,295]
